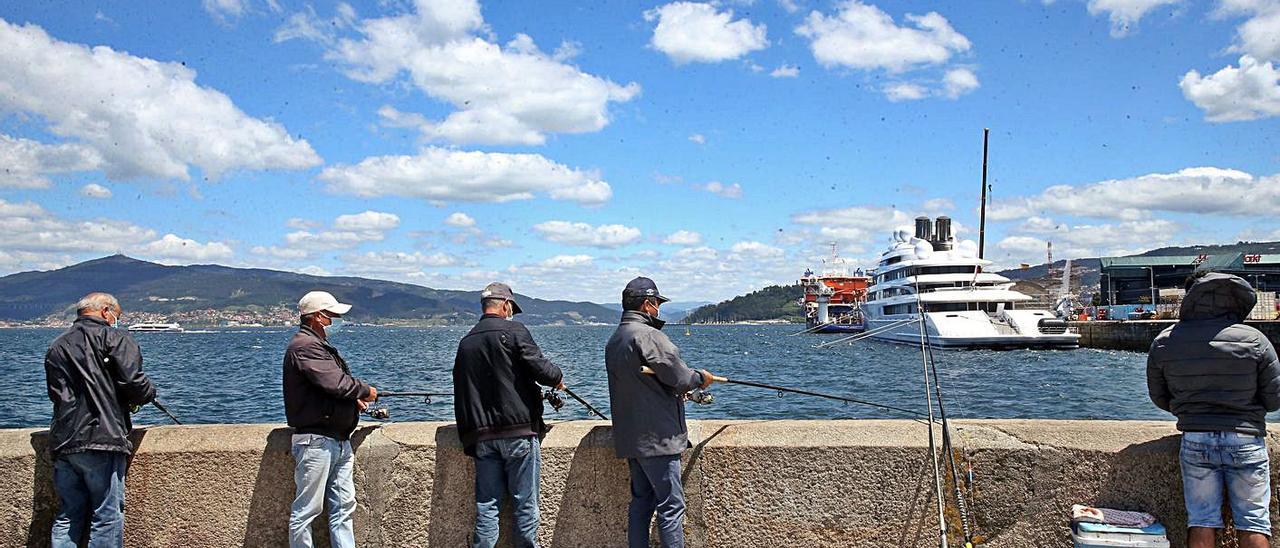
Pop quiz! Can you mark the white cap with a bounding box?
[298,291,352,316]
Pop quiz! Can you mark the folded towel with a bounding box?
[1072,504,1157,528]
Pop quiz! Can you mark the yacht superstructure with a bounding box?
[862,216,1079,349]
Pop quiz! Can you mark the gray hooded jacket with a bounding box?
[1147,272,1280,435]
[606,311,704,459]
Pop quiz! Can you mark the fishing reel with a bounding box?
[363,402,391,420]
[542,390,565,412]
[685,388,715,405]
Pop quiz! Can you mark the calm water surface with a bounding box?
[0,324,1172,428]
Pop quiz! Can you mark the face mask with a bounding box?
[105,309,121,329]
[505,303,515,321]
[325,316,345,336]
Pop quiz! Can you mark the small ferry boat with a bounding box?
[127,322,184,333]
[862,216,1079,349]
[799,245,870,334]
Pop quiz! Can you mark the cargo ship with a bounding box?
[799,245,870,333]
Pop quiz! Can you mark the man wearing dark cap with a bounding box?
[605,277,717,548]
[454,282,565,548]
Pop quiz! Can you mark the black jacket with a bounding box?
[1148,273,1280,435]
[283,326,371,441]
[453,314,563,456]
[44,316,157,457]
[605,311,703,458]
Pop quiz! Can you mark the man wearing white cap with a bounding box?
[283,291,378,548]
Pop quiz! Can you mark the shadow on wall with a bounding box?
[1098,435,1186,546]
[550,425,630,548]
[241,427,294,547]
[25,432,53,548]
[428,425,474,546]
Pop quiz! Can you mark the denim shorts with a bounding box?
[1180,431,1272,535]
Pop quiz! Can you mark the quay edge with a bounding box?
[2,419,1277,547]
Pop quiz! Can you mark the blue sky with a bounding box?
[0,0,1277,303]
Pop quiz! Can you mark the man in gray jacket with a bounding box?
[605,277,716,548]
[1148,272,1280,548]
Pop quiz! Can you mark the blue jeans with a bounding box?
[472,435,541,548]
[628,455,686,548]
[289,433,356,548]
[51,450,127,548]
[1181,431,1272,535]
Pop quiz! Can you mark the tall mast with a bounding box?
[978,128,990,260]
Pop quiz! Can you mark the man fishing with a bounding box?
[44,292,157,548]
[453,282,564,548]
[605,277,717,548]
[283,291,378,548]
[1147,272,1280,548]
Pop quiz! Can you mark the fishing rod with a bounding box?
[917,310,949,548]
[919,303,976,546]
[814,318,917,348]
[151,399,182,425]
[639,366,928,421]
[561,387,609,420]
[788,320,835,337]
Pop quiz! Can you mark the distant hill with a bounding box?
[683,285,803,323]
[1137,240,1280,257]
[0,255,616,325]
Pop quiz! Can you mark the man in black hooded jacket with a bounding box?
[1148,272,1280,548]
[44,292,156,547]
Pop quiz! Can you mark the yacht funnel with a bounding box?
[914,216,933,241]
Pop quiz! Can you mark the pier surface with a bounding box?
[1070,319,1280,352]
[2,420,1277,547]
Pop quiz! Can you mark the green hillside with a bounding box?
[683,285,804,323]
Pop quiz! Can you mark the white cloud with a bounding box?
[444,212,477,228]
[644,2,770,64]
[884,82,928,101]
[0,199,154,256]
[0,135,102,188]
[995,219,1180,265]
[942,67,980,98]
[729,240,784,259]
[988,167,1280,220]
[532,221,642,248]
[664,230,704,246]
[796,1,971,73]
[203,0,247,23]
[539,254,595,268]
[1220,0,1280,62]
[1086,0,1179,37]
[701,181,743,198]
[688,133,707,144]
[273,4,357,44]
[0,19,321,181]
[770,64,800,78]
[253,210,401,258]
[136,233,235,263]
[1180,55,1280,122]
[923,198,954,211]
[792,205,912,240]
[294,0,640,146]
[343,250,460,271]
[778,0,802,14]
[318,147,612,206]
[79,183,112,199]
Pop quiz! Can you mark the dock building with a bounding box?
[1099,252,1280,305]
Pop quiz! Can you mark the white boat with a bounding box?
[127,322,184,333]
[861,216,1079,349]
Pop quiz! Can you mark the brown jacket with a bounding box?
[283,326,371,440]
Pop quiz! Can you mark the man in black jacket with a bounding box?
[453,282,564,548]
[1148,272,1280,548]
[45,292,156,548]
[283,291,377,548]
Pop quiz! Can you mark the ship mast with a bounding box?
[978,128,990,261]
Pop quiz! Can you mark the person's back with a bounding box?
[1147,272,1280,548]
[44,293,156,548]
[453,284,562,548]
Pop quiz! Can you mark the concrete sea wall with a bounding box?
[1070,320,1280,352]
[2,420,1277,547]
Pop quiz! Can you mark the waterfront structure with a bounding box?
[862,216,1080,349]
[1099,253,1280,305]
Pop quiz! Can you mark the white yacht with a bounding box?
[127,322,184,333]
[862,216,1079,349]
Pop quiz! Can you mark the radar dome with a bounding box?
[914,240,934,259]
[956,239,978,258]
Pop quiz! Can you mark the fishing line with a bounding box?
[814,318,917,348]
[639,366,929,422]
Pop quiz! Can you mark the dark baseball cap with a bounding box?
[622,277,670,303]
[480,282,523,314]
